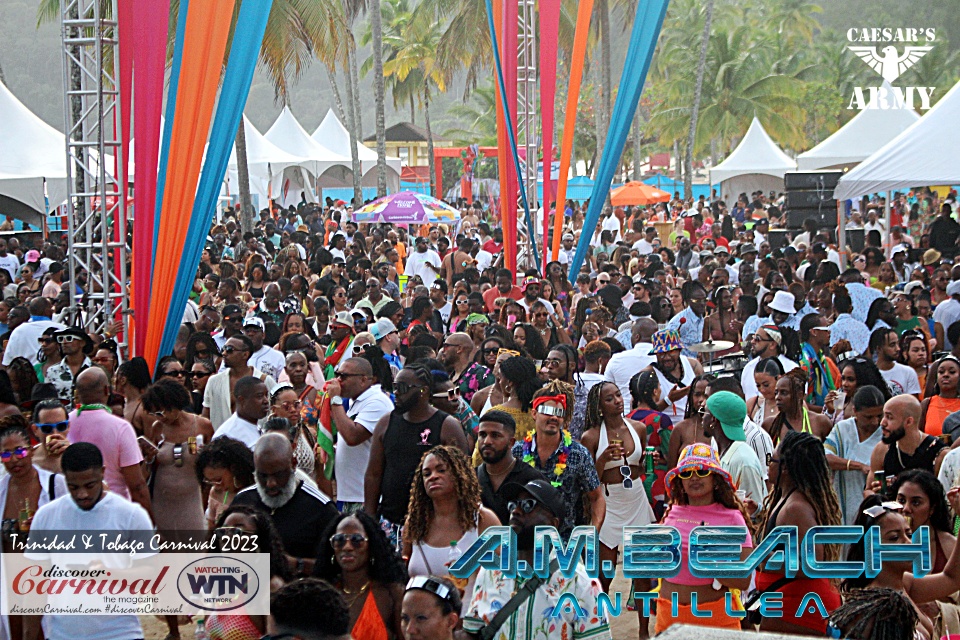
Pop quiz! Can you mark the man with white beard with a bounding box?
[232,433,338,577]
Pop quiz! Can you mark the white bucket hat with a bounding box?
[768,290,796,315]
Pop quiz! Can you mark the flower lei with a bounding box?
[521,429,573,487]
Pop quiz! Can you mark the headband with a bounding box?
[532,394,567,411]
[760,324,782,346]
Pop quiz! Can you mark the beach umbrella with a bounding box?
[610,181,671,206]
[352,191,460,224]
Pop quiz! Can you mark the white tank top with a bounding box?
[408,528,480,616]
[597,421,644,471]
[652,356,696,418]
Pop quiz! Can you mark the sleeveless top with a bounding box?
[883,435,947,478]
[379,410,447,523]
[351,591,389,640]
[925,396,960,437]
[751,396,769,425]
[597,422,643,471]
[407,526,480,616]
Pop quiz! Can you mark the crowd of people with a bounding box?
[5,185,960,640]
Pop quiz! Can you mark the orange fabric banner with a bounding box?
[551,0,595,263]
[143,0,236,366]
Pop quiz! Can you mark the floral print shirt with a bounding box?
[512,436,600,537]
[464,564,612,640]
[456,362,494,403]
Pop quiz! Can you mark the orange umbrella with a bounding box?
[610,181,672,206]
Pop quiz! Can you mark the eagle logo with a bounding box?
[848,45,933,82]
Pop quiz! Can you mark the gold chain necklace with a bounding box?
[343,581,370,607]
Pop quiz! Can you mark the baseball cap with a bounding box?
[331,311,354,328]
[242,317,265,331]
[706,391,747,442]
[500,479,565,518]
[891,244,908,256]
[221,304,243,318]
[25,250,40,262]
[370,318,398,342]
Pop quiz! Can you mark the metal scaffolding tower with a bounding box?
[60,0,129,347]
[516,0,539,268]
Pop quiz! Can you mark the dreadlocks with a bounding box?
[404,445,482,545]
[756,430,842,564]
[584,381,617,433]
[768,368,809,445]
[828,588,917,640]
[533,380,575,427]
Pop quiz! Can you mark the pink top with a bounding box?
[67,408,143,500]
[662,502,753,586]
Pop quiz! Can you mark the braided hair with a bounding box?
[404,446,483,545]
[756,430,842,566]
[629,370,659,411]
[768,368,809,444]
[584,381,618,433]
[828,587,917,640]
[402,361,435,395]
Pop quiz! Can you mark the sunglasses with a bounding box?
[0,446,30,462]
[620,465,634,489]
[677,468,713,480]
[394,383,423,396]
[56,335,80,344]
[405,576,456,604]
[536,405,566,418]
[278,400,303,411]
[498,348,521,358]
[335,372,365,380]
[36,420,69,435]
[162,370,185,378]
[222,346,248,355]
[330,533,368,548]
[185,371,212,380]
[507,498,540,514]
[432,388,461,402]
[456,299,469,305]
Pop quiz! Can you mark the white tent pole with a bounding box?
[884,190,892,259]
[837,199,846,270]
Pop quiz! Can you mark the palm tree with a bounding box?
[442,82,498,145]
[369,0,388,197]
[683,0,714,199]
[381,12,448,197]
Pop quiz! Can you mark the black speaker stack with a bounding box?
[783,171,843,243]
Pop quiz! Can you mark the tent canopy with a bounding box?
[265,107,350,165]
[797,83,920,171]
[0,81,68,223]
[709,117,796,184]
[311,109,401,176]
[835,78,960,201]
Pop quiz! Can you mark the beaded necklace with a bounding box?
[521,430,572,487]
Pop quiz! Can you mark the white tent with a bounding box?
[797,83,920,171]
[0,81,68,224]
[709,117,796,201]
[835,78,960,201]
[311,109,401,180]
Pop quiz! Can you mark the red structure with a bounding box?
[433,146,498,203]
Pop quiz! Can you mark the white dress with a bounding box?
[596,424,655,549]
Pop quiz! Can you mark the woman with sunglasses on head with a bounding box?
[207,504,294,639]
[844,491,960,640]
[581,382,654,595]
[754,430,843,635]
[919,356,960,437]
[313,510,407,640]
[0,415,68,640]
[141,378,214,537]
[404,446,499,614]
[195,436,254,530]
[270,386,319,483]
[402,575,461,640]
[655,443,754,634]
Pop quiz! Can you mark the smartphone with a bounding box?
[137,436,159,455]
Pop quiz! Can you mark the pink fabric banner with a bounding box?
[503,0,519,272]
[130,0,170,355]
[538,0,560,272]
[116,0,133,345]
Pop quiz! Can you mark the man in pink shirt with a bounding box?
[66,367,153,519]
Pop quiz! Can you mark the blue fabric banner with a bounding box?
[567,0,671,282]
[483,0,540,272]
[155,0,275,366]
